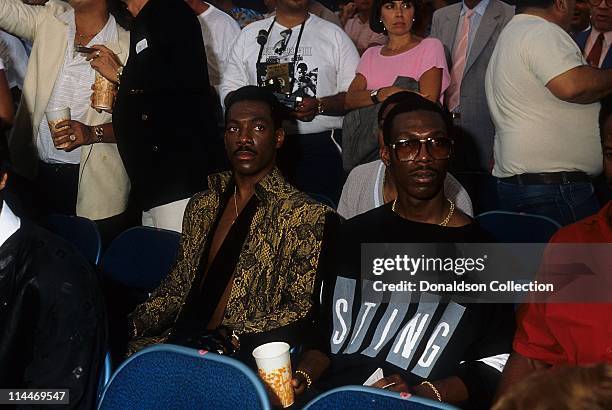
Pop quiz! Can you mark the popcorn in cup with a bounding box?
[91,72,116,112]
[252,342,295,408]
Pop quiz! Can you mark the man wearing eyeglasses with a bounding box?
[574,0,612,68]
[486,0,612,226]
[290,93,514,409]
[337,91,474,219]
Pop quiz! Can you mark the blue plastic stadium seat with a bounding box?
[98,344,271,410]
[307,192,337,209]
[476,210,562,243]
[100,226,180,290]
[304,386,460,410]
[97,351,112,404]
[45,214,102,265]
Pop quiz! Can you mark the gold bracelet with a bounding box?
[420,381,442,402]
[295,369,312,389]
[116,65,124,85]
[93,125,104,143]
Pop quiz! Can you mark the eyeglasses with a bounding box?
[388,136,453,161]
[588,0,612,7]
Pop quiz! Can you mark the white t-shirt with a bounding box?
[220,14,360,135]
[197,3,240,90]
[485,14,602,178]
[0,37,9,73]
[0,31,28,90]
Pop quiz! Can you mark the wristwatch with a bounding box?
[370,89,380,104]
[93,126,104,143]
[317,99,324,115]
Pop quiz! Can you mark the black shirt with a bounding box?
[0,220,106,409]
[113,0,218,210]
[313,204,515,409]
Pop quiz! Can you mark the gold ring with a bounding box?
[95,50,101,58]
[69,135,76,141]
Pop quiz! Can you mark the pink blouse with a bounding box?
[356,38,450,103]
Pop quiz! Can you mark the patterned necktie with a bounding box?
[586,33,605,68]
[447,9,474,112]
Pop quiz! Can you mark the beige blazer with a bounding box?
[0,0,130,220]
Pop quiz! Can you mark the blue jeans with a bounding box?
[497,180,600,226]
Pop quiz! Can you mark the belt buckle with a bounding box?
[451,112,461,120]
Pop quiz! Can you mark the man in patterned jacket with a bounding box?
[127,86,339,359]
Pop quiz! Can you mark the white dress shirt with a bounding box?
[0,200,20,248]
[452,0,491,57]
[37,10,118,164]
[584,28,612,68]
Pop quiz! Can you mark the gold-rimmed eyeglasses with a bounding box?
[388,136,453,161]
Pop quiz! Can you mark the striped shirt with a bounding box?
[37,10,118,164]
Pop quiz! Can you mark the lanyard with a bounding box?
[257,17,307,92]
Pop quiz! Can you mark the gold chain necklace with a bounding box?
[392,198,455,227]
[74,32,96,46]
[232,185,239,223]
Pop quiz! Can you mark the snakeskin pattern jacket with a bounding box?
[128,167,336,354]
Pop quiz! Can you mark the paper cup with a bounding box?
[252,342,294,408]
[91,72,116,111]
[45,108,71,147]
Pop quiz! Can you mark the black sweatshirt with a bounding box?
[310,204,515,409]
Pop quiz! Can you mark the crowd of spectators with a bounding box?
[0,0,611,408]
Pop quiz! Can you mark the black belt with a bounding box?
[39,161,80,172]
[500,172,591,185]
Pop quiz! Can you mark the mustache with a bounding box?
[409,166,439,175]
[233,145,257,155]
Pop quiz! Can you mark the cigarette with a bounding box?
[381,382,397,389]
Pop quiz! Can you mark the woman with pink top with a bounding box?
[345,0,450,108]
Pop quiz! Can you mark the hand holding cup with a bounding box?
[46,107,71,148]
[51,120,94,151]
[253,342,295,408]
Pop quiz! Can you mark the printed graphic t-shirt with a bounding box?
[221,14,360,135]
[312,204,515,409]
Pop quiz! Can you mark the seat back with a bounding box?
[307,192,337,209]
[45,214,102,265]
[97,351,113,404]
[476,211,562,243]
[100,227,180,290]
[304,386,460,410]
[98,344,271,410]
